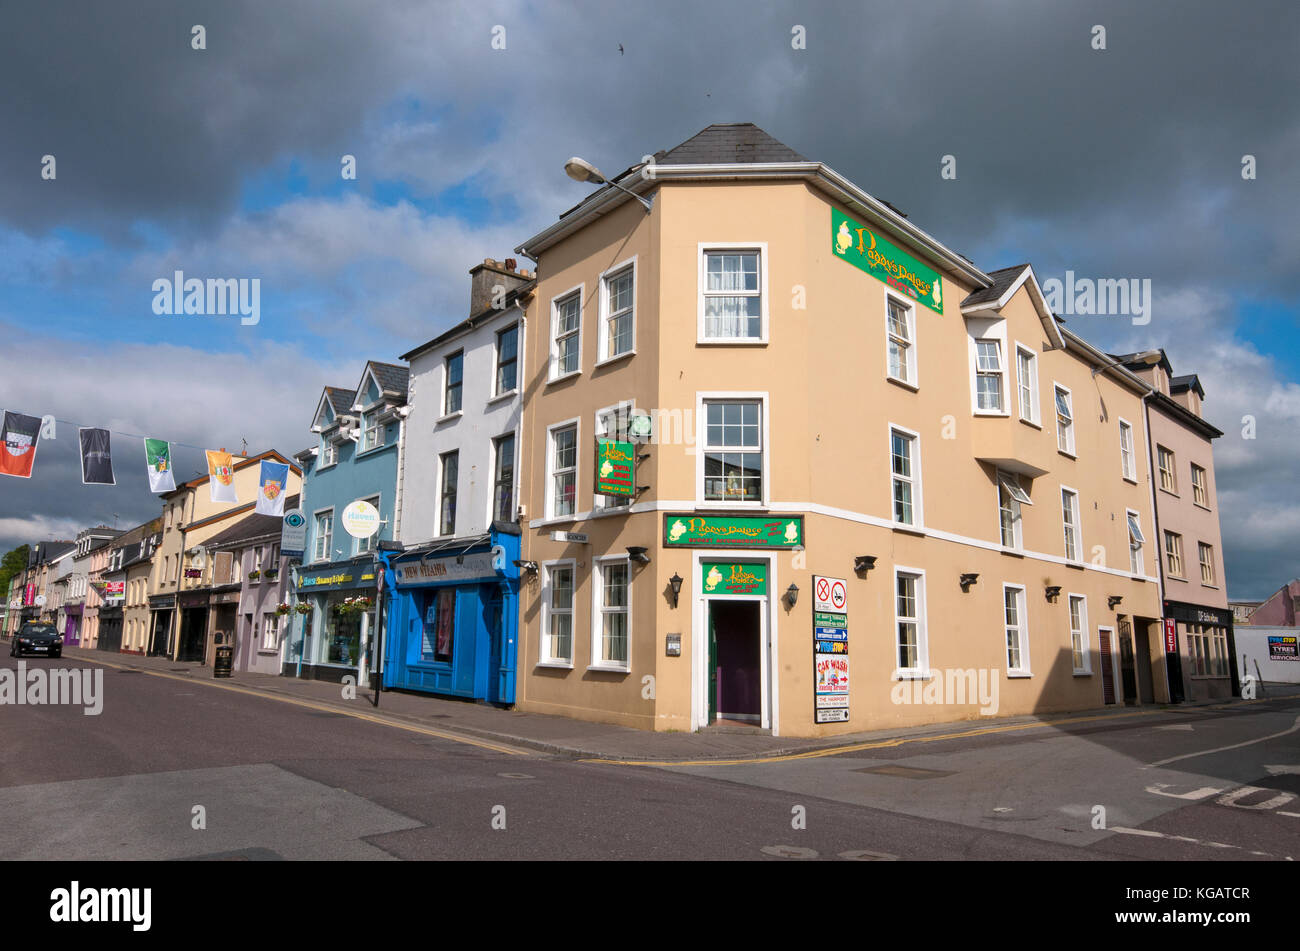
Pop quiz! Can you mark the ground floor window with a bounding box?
[420,588,456,664]
[1187,623,1228,677]
[321,592,372,666]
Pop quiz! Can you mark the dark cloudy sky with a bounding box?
[0,0,1296,598]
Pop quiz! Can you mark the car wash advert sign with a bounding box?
[832,207,944,314]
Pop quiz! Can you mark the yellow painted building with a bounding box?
[511,124,1171,736]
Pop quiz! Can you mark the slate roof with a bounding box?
[653,123,809,165]
[367,362,409,398]
[1170,374,1205,398]
[324,387,357,415]
[205,494,301,548]
[961,265,1029,307]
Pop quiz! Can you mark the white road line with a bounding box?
[1148,715,1300,768]
[1112,826,1287,858]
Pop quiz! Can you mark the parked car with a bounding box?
[11,623,62,658]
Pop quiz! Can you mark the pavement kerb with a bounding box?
[58,647,1299,766]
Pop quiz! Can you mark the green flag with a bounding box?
[144,438,176,493]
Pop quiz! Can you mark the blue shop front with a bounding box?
[384,526,520,704]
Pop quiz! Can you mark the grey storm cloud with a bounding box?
[1,0,1297,594]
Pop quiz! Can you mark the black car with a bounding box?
[11,623,62,658]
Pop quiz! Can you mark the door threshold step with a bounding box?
[699,723,768,735]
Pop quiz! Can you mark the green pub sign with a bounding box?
[595,438,635,498]
[831,207,944,314]
[702,562,768,596]
[664,514,804,549]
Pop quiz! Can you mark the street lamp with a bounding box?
[564,157,653,213]
[1092,349,1162,377]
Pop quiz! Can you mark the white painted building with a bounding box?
[399,259,535,544]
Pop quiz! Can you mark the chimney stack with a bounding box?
[469,258,534,316]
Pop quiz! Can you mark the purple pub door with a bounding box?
[64,614,81,646]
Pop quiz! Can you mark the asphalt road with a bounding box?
[2,655,1297,861]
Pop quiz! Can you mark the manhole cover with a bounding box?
[839,850,898,861]
[761,845,819,859]
[854,764,955,780]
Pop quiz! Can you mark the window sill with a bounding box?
[587,664,630,675]
[1018,416,1042,430]
[1122,476,1138,485]
[317,462,337,472]
[697,337,768,347]
[1193,502,1212,512]
[1200,583,1220,590]
[698,501,767,510]
[590,506,633,519]
[486,389,518,407]
[547,370,582,386]
[1064,560,1086,570]
[356,444,390,458]
[1057,449,1077,460]
[974,410,1009,418]
[999,546,1025,557]
[436,411,463,425]
[1158,487,1179,498]
[1072,669,1092,677]
[891,523,925,537]
[892,669,932,682]
[886,375,919,393]
[535,661,574,670]
[1007,670,1033,679]
[594,350,636,369]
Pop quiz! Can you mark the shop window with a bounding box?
[420,589,456,664]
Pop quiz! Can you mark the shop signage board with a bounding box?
[341,499,381,539]
[815,654,850,708]
[1268,635,1298,661]
[701,562,767,596]
[1163,618,1178,654]
[832,207,944,313]
[594,439,635,498]
[103,581,125,600]
[394,552,499,587]
[664,514,803,549]
[813,575,847,614]
[813,577,849,723]
[281,508,307,558]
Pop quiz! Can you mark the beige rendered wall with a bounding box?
[519,179,1164,735]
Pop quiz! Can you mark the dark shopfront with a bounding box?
[97,604,123,652]
[176,590,210,663]
[290,558,380,684]
[1164,599,1237,701]
[148,594,175,657]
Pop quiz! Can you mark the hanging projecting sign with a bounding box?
[702,562,767,596]
[280,509,307,558]
[595,438,635,498]
[341,499,381,539]
[832,208,943,314]
[102,581,125,600]
[664,514,803,549]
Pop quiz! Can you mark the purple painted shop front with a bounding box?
[63,606,83,645]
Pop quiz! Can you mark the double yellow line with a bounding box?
[80,655,529,756]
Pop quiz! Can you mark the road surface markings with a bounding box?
[74,656,530,756]
[585,708,1169,767]
[1110,826,1291,859]
[1147,715,1300,768]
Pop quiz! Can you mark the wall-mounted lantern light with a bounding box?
[512,559,538,576]
[1108,595,1123,610]
[668,572,683,608]
[626,546,651,565]
[854,555,877,574]
[784,583,799,608]
[1044,585,1062,602]
[960,572,980,592]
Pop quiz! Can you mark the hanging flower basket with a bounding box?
[248,569,261,580]
[294,603,313,616]
[275,603,291,616]
[334,595,374,617]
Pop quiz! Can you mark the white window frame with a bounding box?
[261,614,279,651]
[1157,445,1177,493]
[356,494,381,554]
[1127,509,1145,575]
[312,507,334,563]
[320,437,337,468]
[1061,486,1082,562]
[1003,583,1031,677]
[1068,593,1090,674]
[597,257,637,364]
[1118,418,1136,482]
[590,555,631,672]
[696,392,769,508]
[1015,343,1039,425]
[892,566,929,680]
[494,322,519,397]
[438,452,458,537]
[698,243,769,344]
[539,559,576,667]
[549,284,584,382]
[1191,464,1209,508]
[545,417,581,520]
[1165,530,1184,577]
[595,400,635,513]
[490,431,517,525]
[884,291,918,388]
[1054,384,1075,456]
[1199,542,1216,585]
[442,350,464,417]
[888,424,923,528]
[974,339,1006,414]
[361,409,384,452]
[997,470,1031,550]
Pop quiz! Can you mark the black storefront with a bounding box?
[176,590,211,663]
[148,594,175,657]
[97,604,124,652]
[1163,599,1237,701]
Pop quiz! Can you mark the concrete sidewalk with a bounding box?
[60,646,1300,763]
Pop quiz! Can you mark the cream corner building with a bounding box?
[511,124,1195,737]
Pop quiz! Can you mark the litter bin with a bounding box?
[214,645,234,678]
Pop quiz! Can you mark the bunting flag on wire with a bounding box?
[206,449,238,503]
[256,460,290,516]
[78,427,116,484]
[0,411,42,479]
[144,438,176,493]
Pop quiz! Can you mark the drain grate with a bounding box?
[854,764,955,780]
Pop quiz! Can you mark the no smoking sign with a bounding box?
[813,575,847,614]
